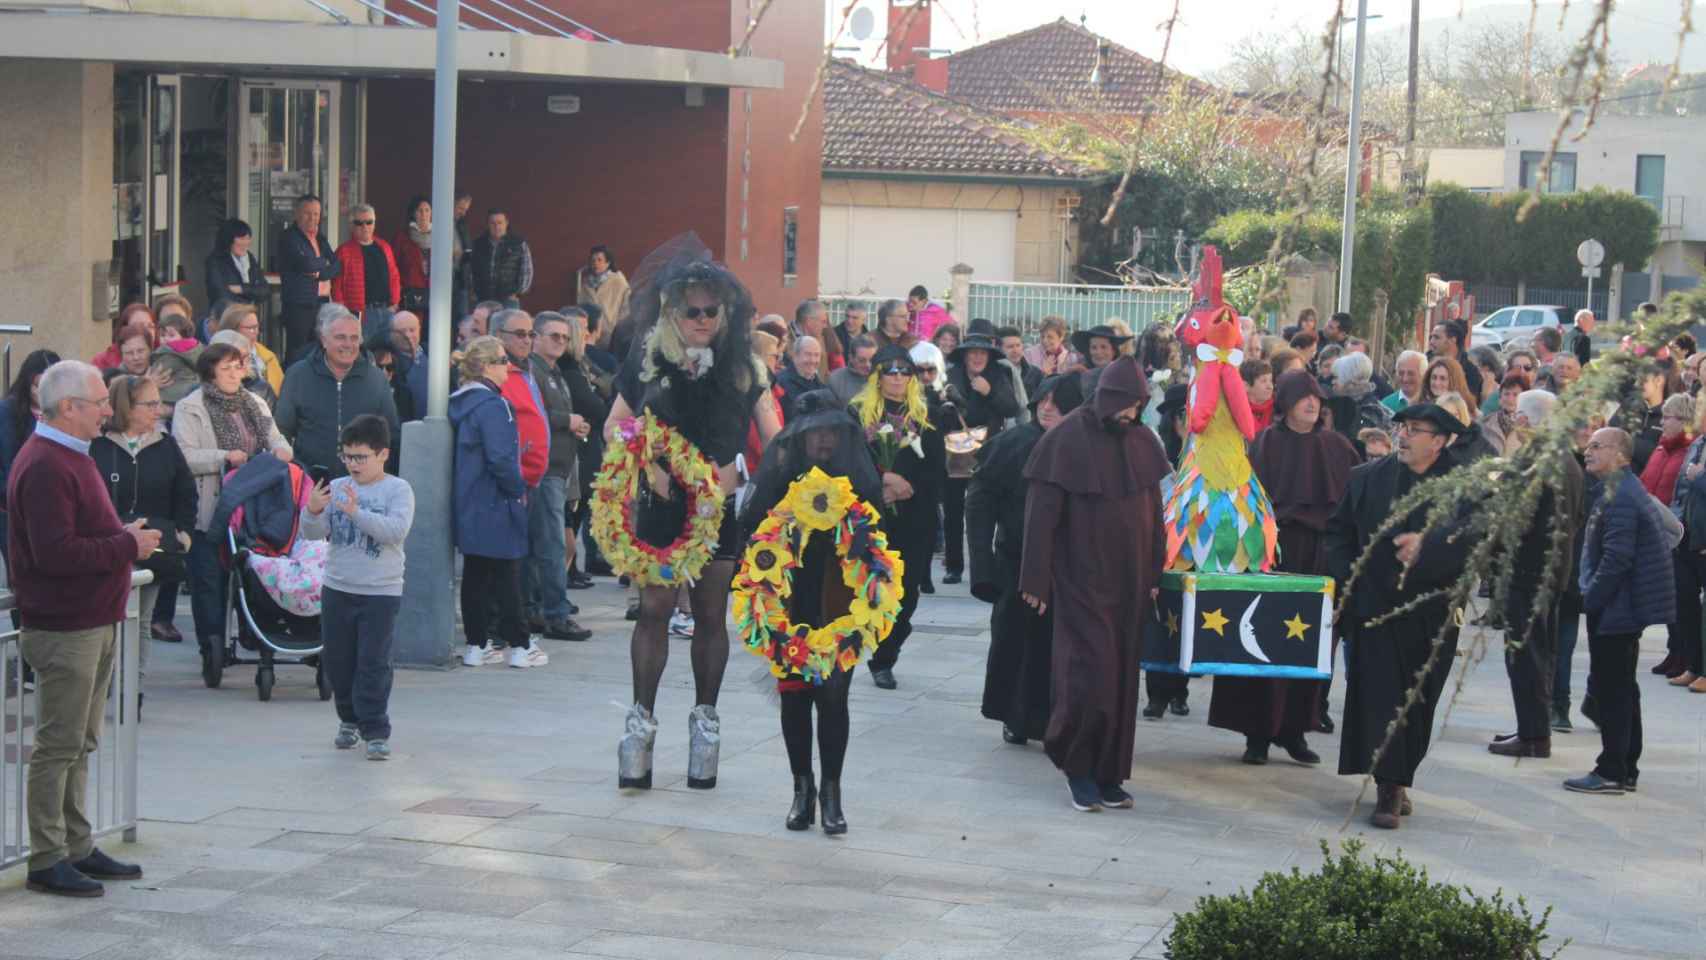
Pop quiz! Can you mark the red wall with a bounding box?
[365,0,823,318]
[364,78,730,314]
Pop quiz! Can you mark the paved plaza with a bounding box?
[0,569,1701,960]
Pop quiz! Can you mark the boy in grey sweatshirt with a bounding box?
[300,414,415,759]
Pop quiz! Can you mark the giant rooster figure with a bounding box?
[1160,247,1278,573]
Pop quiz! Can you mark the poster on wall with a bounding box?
[113,182,143,241]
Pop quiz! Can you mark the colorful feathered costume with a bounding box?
[1161,247,1278,573]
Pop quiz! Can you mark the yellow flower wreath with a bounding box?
[589,414,724,587]
[733,468,905,684]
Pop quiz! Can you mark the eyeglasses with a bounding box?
[683,305,721,321]
[352,219,375,226]
[68,396,113,410]
[1397,423,1438,437]
[375,363,394,373]
[879,364,915,376]
[339,452,372,466]
[501,329,536,340]
[133,399,163,409]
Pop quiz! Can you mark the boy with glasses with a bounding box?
[301,414,416,760]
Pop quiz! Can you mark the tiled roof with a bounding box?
[944,17,1217,116]
[823,59,1085,178]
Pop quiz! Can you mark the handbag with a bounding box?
[943,412,987,480]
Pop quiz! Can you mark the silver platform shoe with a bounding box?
[687,704,721,789]
[618,702,657,789]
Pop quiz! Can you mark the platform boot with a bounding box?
[687,704,720,789]
[618,702,657,789]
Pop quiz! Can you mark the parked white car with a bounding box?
[1470,305,1574,350]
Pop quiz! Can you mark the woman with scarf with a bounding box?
[1209,370,1360,765]
[172,342,293,656]
[608,235,781,792]
[1023,316,1084,377]
[853,344,944,689]
[969,374,1084,746]
[741,390,885,834]
[393,196,444,324]
[1240,359,1274,434]
[1478,370,1532,456]
[577,244,631,350]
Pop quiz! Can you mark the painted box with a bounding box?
[1141,570,1334,678]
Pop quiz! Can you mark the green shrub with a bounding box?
[1427,183,1658,286]
[1164,841,1562,960]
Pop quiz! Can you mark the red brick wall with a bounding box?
[364,78,730,314]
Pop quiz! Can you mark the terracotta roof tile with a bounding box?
[823,59,1085,178]
[944,17,1216,116]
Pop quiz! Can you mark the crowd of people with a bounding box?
[7,203,1700,892]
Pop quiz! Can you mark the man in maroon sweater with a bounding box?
[9,361,158,897]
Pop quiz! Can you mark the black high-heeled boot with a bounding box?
[786,775,816,831]
[819,778,847,835]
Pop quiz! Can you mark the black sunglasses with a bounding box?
[683,305,721,320]
[879,363,915,376]
[352,219,375,226]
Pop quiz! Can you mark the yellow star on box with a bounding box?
[1166,610,1180,635]
[1284,613,1310,641]
[1201,608,1228,636]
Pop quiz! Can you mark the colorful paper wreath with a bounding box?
[589,413,724,587]
[732,467,906,684]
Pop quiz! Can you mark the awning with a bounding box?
[0,11,783,89]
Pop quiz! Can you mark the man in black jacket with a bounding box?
[275,306,400,480]
[997,326,1042,398]
[525,311,592,642]
[277,195,340,363]
[471,209,533,307]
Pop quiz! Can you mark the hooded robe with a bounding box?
[1209,371,1361,742]
[969,374,1084,740]
[1020,357,1169,782]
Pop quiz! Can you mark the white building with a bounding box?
[1504,110,1701,274]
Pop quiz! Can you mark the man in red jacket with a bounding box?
[493,309,549,488]
[331,203,402,342]
[9,361,159,897]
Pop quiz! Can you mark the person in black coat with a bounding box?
[205,219,268,309]
[969,373,1082,746]
[277,196,340,362]
[557,307,609,585]
[941,333,1021,584]
[853,344,945,689]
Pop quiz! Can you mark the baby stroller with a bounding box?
[205,454,329,702]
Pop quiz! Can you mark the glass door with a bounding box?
[146,75,183,303]
[238,81,340,275]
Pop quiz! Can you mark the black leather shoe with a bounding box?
[1142,700,1166,720]
[567,572,595,590]
[586,559,615,577]
[870,667,897,690]
[1278,735,1321,765]
[1241,739,1269,765]
[942,571,962,585]
[920,580,935,594]
[786,775,816,831]
[819,778,847,835]
[1169,695,1190,717]
[26,861,104,897]
[543,619,593,642]
[1001,724,1027,745]
[72,848,142,880]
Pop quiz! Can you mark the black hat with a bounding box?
[949,332,1001,364]
[870,343,915,377]
[966,317,997,338]
[1030,373,1085,416]
[1392,402,1462,437]
[1070,324,1134,357]
[1156,381,1190,420]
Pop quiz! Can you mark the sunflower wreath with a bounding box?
[590,413,724,587]
[732,467,906,684]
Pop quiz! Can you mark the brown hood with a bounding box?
[1092,355,1149,421]
[1273,369,1326,428]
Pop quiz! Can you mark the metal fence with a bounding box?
[967,282,1190,339]
[2,573,145,871]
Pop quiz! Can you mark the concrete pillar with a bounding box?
[1608,263,1624,323]
[0,61,114,363]
[1516,279,1526,306]
[949,263,973,327]
[396,418,457,667]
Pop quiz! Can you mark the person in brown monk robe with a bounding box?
[1020,356,1169,813]
[1208,370,1361,766]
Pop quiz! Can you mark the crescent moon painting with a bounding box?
[1238,596,1271,664]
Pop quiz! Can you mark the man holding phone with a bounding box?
[8,361,159,897]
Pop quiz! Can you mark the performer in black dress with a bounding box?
[852,344,944,690]
[607,234,782,790]
[968,373,1084,745]
[741,390,885,834]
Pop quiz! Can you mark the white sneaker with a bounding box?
[482,646,505,665]
[668,611,695,638]
[506,646,534,669]
[525,642,549,666]
[461,645,485,667]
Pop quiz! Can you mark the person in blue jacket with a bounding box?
[448,336,531,670]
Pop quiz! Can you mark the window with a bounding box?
[781,206,798,288]
[1518,151,1577,193]
[1636,155,1665,209]
[1514,309,1544,328]
[1481,308,1515,329]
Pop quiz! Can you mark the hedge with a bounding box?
[1427,184,1659,287]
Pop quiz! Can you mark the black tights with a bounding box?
[630,561,735,710]
[780,671,851,780]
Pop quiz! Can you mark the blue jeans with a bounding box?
[186,529,228,648]
[1554,592,1581,708]
[524,475,570,621]
[320,588,400,741]
[360,307,395,342]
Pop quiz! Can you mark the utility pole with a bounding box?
[1404,0,1420,186]
[1337,0,1370,314]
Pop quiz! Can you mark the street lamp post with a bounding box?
[1337,0,1371,315]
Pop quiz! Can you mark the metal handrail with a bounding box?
[394,0,476,31]
[507,0,619,42]
[467,0,573,38]
[456,1,526,33]
[297,0,352,24]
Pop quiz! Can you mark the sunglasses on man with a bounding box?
[879,363,914,377]
[683,305,721,320]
